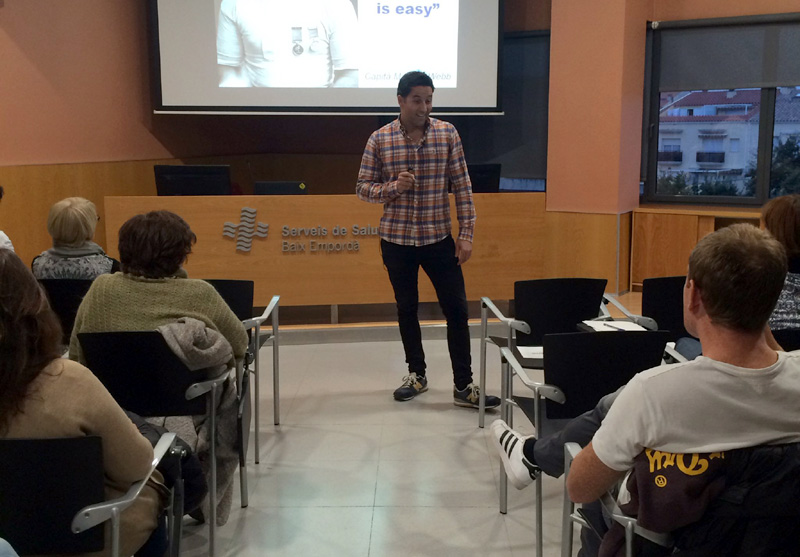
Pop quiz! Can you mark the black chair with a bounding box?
[204,278,282,463]
[641,276,691,342]
[771,328,800,352]
[78,331,237,557]
[499,330,669,557]
[479,278,609,427]
[0,433,179,557]
[38,279,94,345]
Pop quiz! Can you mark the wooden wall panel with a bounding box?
[0,154,363,266]
[618,211,632,293]
[104,194,548,306]
[543,211,622,287]
[631,212,698,284]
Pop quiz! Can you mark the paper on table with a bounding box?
[518,346,543,358]
[582,320,647,332]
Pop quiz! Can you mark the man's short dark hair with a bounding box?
[688,223,787,332]
[118,210,196,278]
[397,71,435,97]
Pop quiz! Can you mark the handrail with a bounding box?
[481,296,531,334]
[500,347,566,404]
[72,433,177,533]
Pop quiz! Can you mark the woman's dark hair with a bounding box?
[118,210,197,278]
[762,194,800,259]
[0,249,63,434]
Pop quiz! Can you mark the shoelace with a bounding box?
[401,374,418,387]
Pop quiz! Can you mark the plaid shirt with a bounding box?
[356,117,475,246]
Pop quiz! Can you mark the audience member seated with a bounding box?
[492,224,800,555]
[32,197,119,280]
[0,187,13,252]
[670,196,800,361]
[763,194,800,330]
[68,210,248,526]
[0,249,166,557]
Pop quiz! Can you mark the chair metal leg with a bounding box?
[169,477,184,557]
[253,329,260,465]
[272,304,280,426]
[110,507,121,557]
[479,303,488,428]
[533,390,543,557]
[208,386,218,557]
[499,355,510,515]
[561,445,575,557]
[239,457,249,508]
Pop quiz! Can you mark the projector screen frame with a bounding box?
[147,0,504,116]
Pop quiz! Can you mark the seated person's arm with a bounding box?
[567,441,625,503]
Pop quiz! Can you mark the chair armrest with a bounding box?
[500,347,565,404]
[185,369,230,400]
[598,492,674,547]
[481,297,531,335]
[602,294,659,330]
[664,345,689,363]
[603,294,635,319]
[565,442,581,463]
[242,295,280,330]
[71,433,177,534]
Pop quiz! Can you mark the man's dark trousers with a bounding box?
[381,235,472,390]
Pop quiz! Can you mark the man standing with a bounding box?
[357,71,499,410]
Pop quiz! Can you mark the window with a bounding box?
[654,89,758,198]
[642,15,800,205]
[768,87,800,197]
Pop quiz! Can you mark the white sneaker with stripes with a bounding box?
[490,419,540,490]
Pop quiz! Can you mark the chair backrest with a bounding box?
[641,276,691,342]
[514,278,607,346]
[78,331,208,416]
[771,328,800,352]
[0,436,105,555]
[204,279,254,321]
[542,330,669,419]
[38,279,94,344]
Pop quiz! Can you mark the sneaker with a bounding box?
[393,373,428,401]
[453,383,500,409]
[490,420,540,490]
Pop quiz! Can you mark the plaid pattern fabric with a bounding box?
[356,117,475,246]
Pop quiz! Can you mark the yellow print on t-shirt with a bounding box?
[645,449,725,476]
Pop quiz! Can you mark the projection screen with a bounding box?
[149,0,502,114]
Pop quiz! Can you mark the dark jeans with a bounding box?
[532,388,623,557]
[381,236,472,390]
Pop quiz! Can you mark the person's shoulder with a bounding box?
[429,117,456,132]
[39,358,98,390]
[625,359,698,390]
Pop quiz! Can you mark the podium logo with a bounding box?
[223,207,269,252]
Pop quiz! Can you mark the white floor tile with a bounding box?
[181,339,570,556]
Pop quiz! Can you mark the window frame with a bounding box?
[640,16,800,206]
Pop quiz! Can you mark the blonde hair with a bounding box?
[47,197,98,247]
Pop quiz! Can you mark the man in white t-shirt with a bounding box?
[566,223,800,505]
[217,0,358,88]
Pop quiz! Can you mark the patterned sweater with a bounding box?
[69,273,248,365]
[769,264,800,330]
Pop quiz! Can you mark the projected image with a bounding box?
[217,0,359,87]
[215,0,458,89]
[359,1,458,88]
